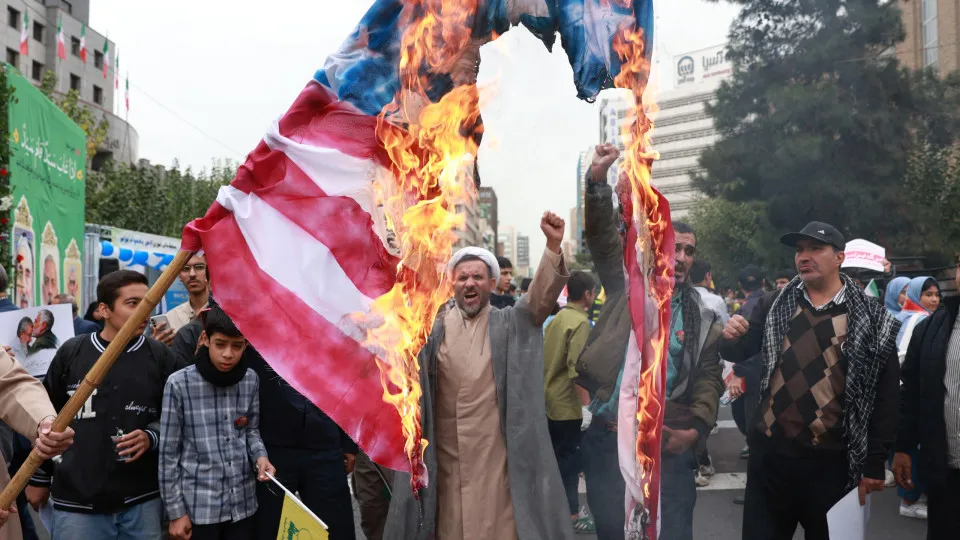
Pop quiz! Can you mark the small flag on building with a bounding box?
[267,474,328,540]
[102,39,109,78]
[56,17,66,60]
[114,50,119,89]
[19,11,28,56]
[124,74,129,112]
[79,23,87,63]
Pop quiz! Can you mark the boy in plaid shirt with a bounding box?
[159,305,276,540]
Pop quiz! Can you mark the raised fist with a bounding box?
[589,144,620,183]
[540,212,565,253]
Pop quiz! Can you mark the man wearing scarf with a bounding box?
[721,222,900,540]
[385,212,573,540]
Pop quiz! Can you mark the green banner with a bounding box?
[7,69,86,308]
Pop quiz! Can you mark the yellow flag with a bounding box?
[276,491,328,540]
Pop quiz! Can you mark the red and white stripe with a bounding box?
[182,80,410,471]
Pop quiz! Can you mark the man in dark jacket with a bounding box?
[893,258,960,539]
[575,144,723,540]
[721,222,899,540]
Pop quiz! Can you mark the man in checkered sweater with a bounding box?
[720,222,900,540]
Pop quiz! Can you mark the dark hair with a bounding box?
[508,283,517,293]
[496,256,513,270]
[84,301,100,322]
[674,221,696,240]
[567,271,597,302]
[739,264,763,292]
[922,278,940,293]
[520,278,532,292]
[689,260,711,284]
[97,270,148,310]
[454,254,495,279]
[54,293,80,317]
[202,304,243,339]
[16,317,32,336]
[775,269,796,281]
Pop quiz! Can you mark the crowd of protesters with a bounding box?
[0,143,957,540]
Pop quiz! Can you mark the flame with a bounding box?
[359,0,490,493]
[613,24,673,536]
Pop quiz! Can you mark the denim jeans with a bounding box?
[581,421,624,540]
[660,449,697,540]
[52,497,162,540]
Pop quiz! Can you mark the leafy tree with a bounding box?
[897,143,960,264]
[86,160,235,237]
[695,0,960,257]
[687,197,792,289]
[40,70,110,160]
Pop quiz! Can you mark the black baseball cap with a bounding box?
[738,265,763,289]
[780,221,846,251]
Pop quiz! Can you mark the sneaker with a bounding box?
[699,463,716,478]
[739,445,749,459]
[573,507,596,534]
[899,501,928,519]
[884,469,896,488]
[710,424,720,435]
[695,470,711,487]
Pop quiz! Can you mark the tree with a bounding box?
[695,0,960,255]
[86,160,235,237]
[897,143,960,265]
[40,70,110,160]
[687,197,792,289]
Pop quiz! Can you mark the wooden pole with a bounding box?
[0,249,194,509]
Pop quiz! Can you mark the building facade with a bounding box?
[896,0,957,73]
[573,149,590,254]
[649,44,732,219]
[453,166,482,250]
[498,224,516,265]
[479,186,498,254]
[515,234,529,277]
[3,0,138,166]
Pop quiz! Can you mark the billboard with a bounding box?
[674,44,732,87]
[7,68,87,308]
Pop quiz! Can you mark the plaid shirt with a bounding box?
[159,365,267,525]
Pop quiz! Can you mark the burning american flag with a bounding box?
[182,1,668,536]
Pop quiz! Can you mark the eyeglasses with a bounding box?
[181,264,207,274]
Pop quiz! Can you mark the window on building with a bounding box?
[7,7,19,29]
[93,85,103,105]
[71,36,81,57]
[33,21,44,43]
[31,61,44,81]
[6,49,19,67]
[922,0,939,68]
[94,51,104,69]
[69,73,81,92]
[62,1,73,15]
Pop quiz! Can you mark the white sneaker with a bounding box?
[710,424,720,435]
[699,463,716,477]
[899,501,928,519]
[695,470,711,487]
[885,469,896,487]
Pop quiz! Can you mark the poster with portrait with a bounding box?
[40,222,61,306]
[64,239,83,303]
[13,196,36,309]
[0,304,75,377]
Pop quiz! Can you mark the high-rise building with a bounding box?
[574,149,590,253]
[650,44,732,219]
[498,225,516,265]
[516,233,529,272]
[896,0,955,73]
[3,0,139,168]
[597,89,634,184]
[453,166,482,250]
[479,186,498,253]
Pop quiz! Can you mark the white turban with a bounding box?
[446,247,500,281]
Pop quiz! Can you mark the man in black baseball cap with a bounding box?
[719,220,900,539]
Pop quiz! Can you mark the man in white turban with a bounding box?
[386,211,576,540]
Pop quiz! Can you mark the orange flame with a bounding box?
[613,23,673,514]
[359,0,489,491]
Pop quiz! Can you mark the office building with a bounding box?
[498,225,516,265]
[896,0,956,73]
[573,149,590,253]
[479,186,498,253]
[453,165,482,250]
[3,0,138,167]
[516,234,529,277]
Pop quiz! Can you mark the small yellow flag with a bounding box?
[276,491,328,540]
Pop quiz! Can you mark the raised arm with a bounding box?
[583,144,625,296]
[525,212,570,326]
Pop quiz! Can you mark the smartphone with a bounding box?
[150,314,169,330]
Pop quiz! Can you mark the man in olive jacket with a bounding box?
[575,144,723,540]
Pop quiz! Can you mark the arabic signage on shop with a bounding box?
[7,68,87,308]
[674,44,733,87]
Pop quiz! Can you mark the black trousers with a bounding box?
[255,445,356,540]
[191,516,255,540]
[927,467,960,540]
[548,418,583,515]
[742,437,848,540]
[582,421,625,540]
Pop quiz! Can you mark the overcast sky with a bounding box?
[90,0,740,263]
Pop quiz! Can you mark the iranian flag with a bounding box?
[79,23,87,63]
[102,39,109,78]
[125,75,129,111]
[114,50,119,89]
[19,11,28,56]
[56,17,66,60]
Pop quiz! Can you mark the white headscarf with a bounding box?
[446,246,500,281]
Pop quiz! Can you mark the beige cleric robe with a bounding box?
[0,348,56,540]
[385,249,576,540]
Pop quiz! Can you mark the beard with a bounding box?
[455,288,490,318]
